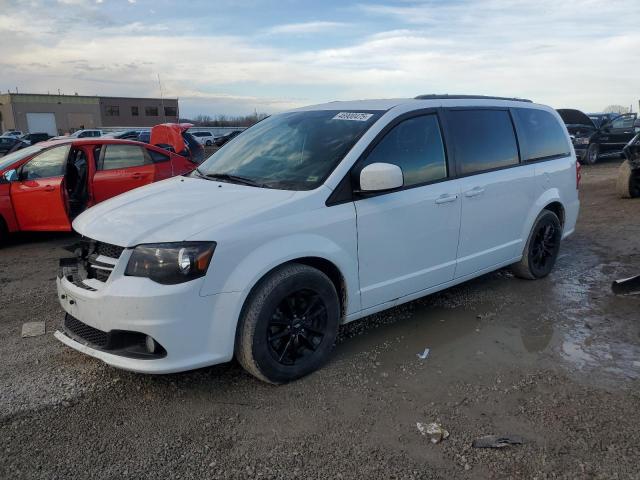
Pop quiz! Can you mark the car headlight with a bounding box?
[125,242,216,284]
[574,137,590,145]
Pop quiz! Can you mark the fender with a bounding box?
[519,188,563,256]
[202,233,360,316]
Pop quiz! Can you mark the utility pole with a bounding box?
[158,74,166,123]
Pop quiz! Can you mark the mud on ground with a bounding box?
[0,160,638,479]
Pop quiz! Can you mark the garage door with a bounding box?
[26,113,57,136]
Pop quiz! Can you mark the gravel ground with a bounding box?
[1,159,639,479]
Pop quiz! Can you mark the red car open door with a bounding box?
[10,144,72,231]
[92,143,156,203]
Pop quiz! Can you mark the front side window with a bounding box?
[447,109,519,175]
[100,145,149,170]
[611,115,635,129]
[21,145,71,179]
[196,110,381,190]
[359,114,447,187]
[513,108,571,161]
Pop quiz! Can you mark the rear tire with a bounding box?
[584,143,599,165]
[235,263,340,384]
[617,160,640,198]
[511,210,562,280]
[0,217,8,246]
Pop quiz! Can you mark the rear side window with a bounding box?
[513,108,570,161]
[100,145,150,170]
[447,110,519,175]
[360,114,447,187]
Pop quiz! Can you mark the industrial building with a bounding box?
[0,93,179,135]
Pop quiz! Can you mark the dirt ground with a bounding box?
[0,159,638,479]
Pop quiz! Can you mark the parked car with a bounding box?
[21,132,52,145]
[52,129,103,140]
[214,130,241,147]
[0,137,28,156]
[557,109,639,164]
[191,131,216,146]
[102,130,144,141]
[150,123,205,164]
[617,132,640,198]
[55,95,579,383]
[1,130,24,138]
[0,138,198,240]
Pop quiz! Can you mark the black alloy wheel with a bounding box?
[529,222,560,276]
[267,289,327,366]
[235,263,340,384]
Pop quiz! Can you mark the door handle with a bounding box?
[435,194,458,204]
[464,187,485,198]
[131,173,143,179]
[44,185,55,192]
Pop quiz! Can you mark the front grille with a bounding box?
[64,314,108,348]
[96,242,125,260]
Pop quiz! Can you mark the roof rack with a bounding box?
[414,94,532,103]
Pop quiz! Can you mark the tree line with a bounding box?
[181,112,269,127]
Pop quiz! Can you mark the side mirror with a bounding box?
[359,162,404,192]
[2,169,17,183]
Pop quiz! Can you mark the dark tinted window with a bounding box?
[22,145,70,179]
[513,108,570,161]
[147,149,170,163]
[447,110,519,175]
[360,114,447,187]
[100,145,149,170]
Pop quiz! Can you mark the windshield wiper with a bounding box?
[202,172,268,188]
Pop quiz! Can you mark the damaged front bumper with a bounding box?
[55,254,243,374]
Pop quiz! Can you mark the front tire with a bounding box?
[511,210,562,280]
[617,160,640,198]
[235,264,340,384]
[205,140,212,146]
[584,143,599,165]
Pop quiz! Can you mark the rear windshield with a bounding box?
[196,110,381,190]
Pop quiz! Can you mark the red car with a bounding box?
[0,138,197,241]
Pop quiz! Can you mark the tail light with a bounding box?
[576,161,581,189]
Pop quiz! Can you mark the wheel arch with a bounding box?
[519,189,566,257]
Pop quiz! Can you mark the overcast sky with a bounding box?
[1,0,639,117]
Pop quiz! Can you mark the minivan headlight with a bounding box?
[125,242,216,285]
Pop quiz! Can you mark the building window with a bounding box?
[145,106,159,116]
[164,106,177,117]
[106,105,120,117]
[131,106,139,116]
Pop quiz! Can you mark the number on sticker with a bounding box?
[332,112,374,121]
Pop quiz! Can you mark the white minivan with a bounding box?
[56,95,580,383]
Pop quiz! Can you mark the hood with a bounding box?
[73,176,296,246]
[556,109,596,128]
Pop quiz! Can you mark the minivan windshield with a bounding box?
[194,110,381,190]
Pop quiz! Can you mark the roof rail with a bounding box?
[414,94,532,103]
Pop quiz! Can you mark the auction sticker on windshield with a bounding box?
[332,112,374,121]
